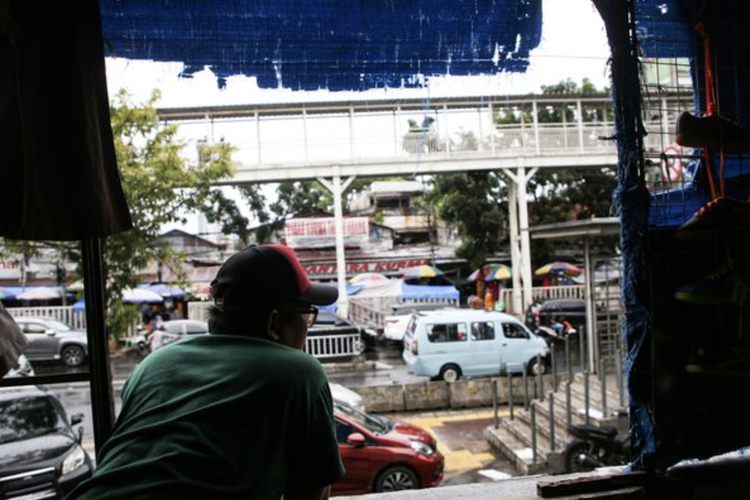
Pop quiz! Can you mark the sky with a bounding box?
[103,0,611,237]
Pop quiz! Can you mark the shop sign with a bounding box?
[303,258,429,277]
[0,259,22,280]
[285,217,369,248]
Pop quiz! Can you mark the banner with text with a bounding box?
[285,217,369,248]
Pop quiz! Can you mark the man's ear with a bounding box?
[267,310,280,340]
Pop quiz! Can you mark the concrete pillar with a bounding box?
[532,99,540,155]
[577,99,585,152]
[317,169,357,318]
[507,181,523,315]
[517,165,535,310]
[584,236,597,372]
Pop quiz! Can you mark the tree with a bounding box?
[426,171,506,268]
[103,90,237,338]
[425,78,617,268]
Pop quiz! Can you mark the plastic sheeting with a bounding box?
[593,0,655,470]
[400,282,459,300]
[99,0,543,90]
[641,0,750,227]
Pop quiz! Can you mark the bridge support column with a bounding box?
[317,168,356,318]
[503,166,538,315]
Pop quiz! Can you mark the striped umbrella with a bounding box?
[468,264,512,282]
[534,261,583,277]
[402,265,444,280]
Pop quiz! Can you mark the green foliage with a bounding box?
[102,90,235,338]
[426,78,618,268]
[426,172,506,269]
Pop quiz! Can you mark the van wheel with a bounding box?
[527,357,548,376]
[440,365,461,382]
[374,465,419,492]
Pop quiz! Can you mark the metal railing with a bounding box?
[7,305,139,339]
[500,285,586,314]
[348,296,459,330]
[8,306,86,329]
[305,333,364,359]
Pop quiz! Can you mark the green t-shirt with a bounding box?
[66,334,344,500]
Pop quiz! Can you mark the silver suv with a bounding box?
[14,317,88,367]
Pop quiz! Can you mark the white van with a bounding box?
[402,309,549,382]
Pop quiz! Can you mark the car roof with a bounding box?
[13,316,57,322]
[0,385,50,402]
[416,308,520,322]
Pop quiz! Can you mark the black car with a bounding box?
[525,298,587,341]
[0,386,93,499]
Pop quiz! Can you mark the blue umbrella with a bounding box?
[72,298,86,313]
[0,288,16,301]
[140,283,187,299]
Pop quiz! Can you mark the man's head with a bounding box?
[208,245,338,348]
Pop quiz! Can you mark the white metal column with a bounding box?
[584,236,597,372]
[517,165,537,311]
[507,182,523,315]
[317,167,356,318]
[503,165,537,313]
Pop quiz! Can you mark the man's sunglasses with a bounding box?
[279,305,319,327]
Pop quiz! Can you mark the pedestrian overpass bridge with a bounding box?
[156,93,674,315]
[158,94,621,184]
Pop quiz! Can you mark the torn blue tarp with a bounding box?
[99,0,543,91]
[634,0,693,58]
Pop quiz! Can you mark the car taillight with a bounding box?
[411,339,418,355]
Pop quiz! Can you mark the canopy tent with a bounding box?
[139,283,187,299]
[400,282,459,301]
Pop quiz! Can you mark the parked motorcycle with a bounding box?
[563,423,631,473]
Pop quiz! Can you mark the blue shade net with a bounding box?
[637,0,750,227]
[99,0,542,91]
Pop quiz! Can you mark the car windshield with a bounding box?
[43,319,72,331]
[0,396,66,444]
[335,403,391,434]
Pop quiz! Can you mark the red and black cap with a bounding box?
[210,245,338,310]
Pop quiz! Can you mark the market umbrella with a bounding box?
[534,261,583,277]
[72,298,86,313]
[401,265,445,280]
[17,287,62,301]
[0,288,15,301]
[141,283,187,299]
[468,263,512,282]
[66,280,85,292]
[349,273,389,286]
[122,288,164,304]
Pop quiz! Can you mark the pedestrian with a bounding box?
[66,245,344,500]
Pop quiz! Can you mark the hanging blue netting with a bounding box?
[99,0,542,91]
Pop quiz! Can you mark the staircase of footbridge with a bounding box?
[157,94,622,315]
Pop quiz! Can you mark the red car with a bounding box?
[332,402,445,495]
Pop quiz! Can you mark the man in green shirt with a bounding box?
[67,245,344,500]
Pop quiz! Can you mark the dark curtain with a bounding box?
[0,0,132,240]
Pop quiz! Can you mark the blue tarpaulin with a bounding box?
[400,282,459,301]
[99,0,543,91]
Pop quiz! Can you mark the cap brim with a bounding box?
[298,282,339,306]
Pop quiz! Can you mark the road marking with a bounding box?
[478,469,512,481]
[402,410,509,474]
